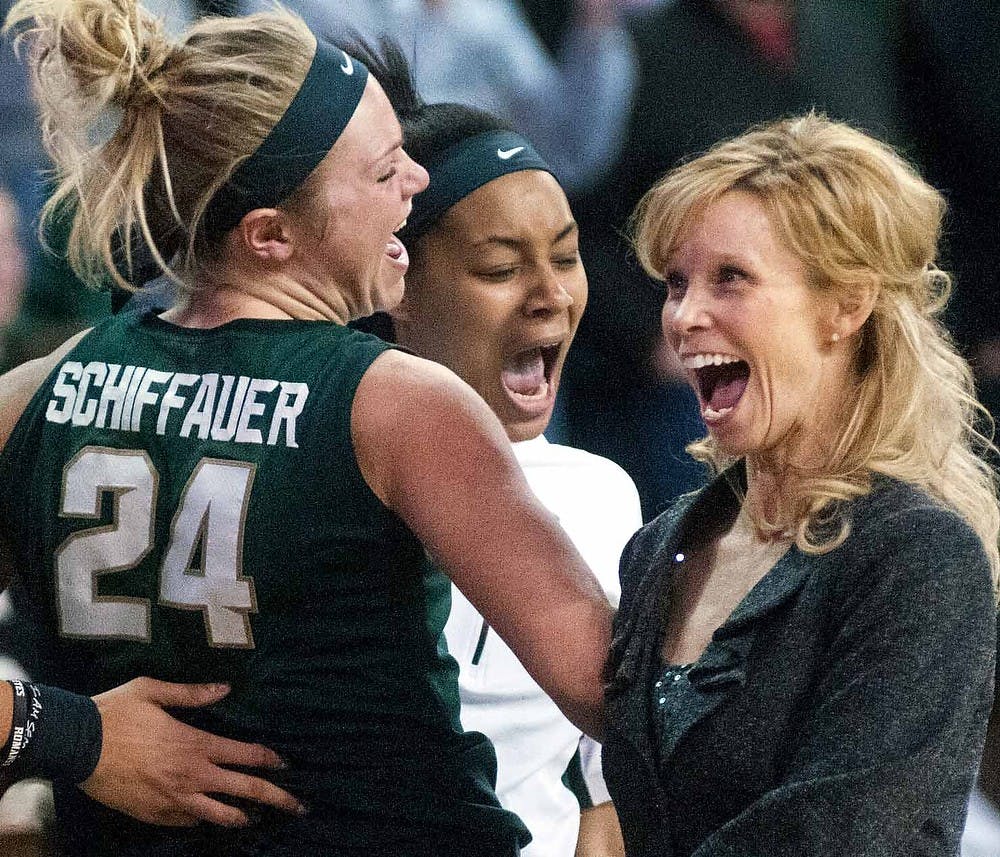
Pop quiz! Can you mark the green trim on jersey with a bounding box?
[562,748,595,810]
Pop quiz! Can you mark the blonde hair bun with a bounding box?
[3,0,315,291]
[7,0,171,114]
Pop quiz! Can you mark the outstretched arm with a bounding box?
[354,350,613,739]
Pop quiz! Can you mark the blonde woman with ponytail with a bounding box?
[602,114,999,856]
[0,2,614,855]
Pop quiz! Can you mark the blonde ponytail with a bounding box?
[3,0,315,290]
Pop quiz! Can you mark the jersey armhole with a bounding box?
[311,334,408,520]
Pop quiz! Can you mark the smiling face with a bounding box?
[661,190,852,465]
[286,76,429,318]
[394,170,586,442]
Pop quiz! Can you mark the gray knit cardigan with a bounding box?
[602,463,997,856]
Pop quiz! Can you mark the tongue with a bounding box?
[502,350,546,396]
[709,375,748,410]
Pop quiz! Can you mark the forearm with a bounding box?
[528,595,612,740]
[0,681,103,786]
[576,801,625,857]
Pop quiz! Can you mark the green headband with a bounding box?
[203,38,369,240]
[399,131,555,245]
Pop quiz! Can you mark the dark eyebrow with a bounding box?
[471,220,578,250]
[664,249,755,269]
[715,252,757,268]
[553,221,578,244]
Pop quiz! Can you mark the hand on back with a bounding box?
[82,678,305,827]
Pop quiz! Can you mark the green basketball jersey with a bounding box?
[0,309,528,856]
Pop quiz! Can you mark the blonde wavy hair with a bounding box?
[3,0,316,291]
[631,113,1000,588]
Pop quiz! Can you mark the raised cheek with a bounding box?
[661,301,680,346]
[568,279,588,323]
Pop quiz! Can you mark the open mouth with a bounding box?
[685,353,750,422]
[386,216,409,265]
[501,343,562,404]
[385,237,407,262]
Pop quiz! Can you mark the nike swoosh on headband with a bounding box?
[399,131,554,244]
[203,39,369,240]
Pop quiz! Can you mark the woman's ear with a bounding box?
[237,209,293,263]
[830,279,878,342]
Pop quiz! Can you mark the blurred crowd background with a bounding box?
[0,0,999,854]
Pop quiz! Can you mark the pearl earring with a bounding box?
[831,332,841,343]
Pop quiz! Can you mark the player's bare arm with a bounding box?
[354,349,612,740]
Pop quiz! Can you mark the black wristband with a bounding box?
[3,683,103,784]
[0,680,30,768]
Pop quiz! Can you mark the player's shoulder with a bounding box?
[0,328,92,451]
[360,348,486,417]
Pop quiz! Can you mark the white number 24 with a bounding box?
[55,446,257,648]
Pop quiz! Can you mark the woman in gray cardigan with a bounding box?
[602,113,999,856]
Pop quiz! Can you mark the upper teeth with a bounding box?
[682,353,741,369]
[395,217,407,231]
